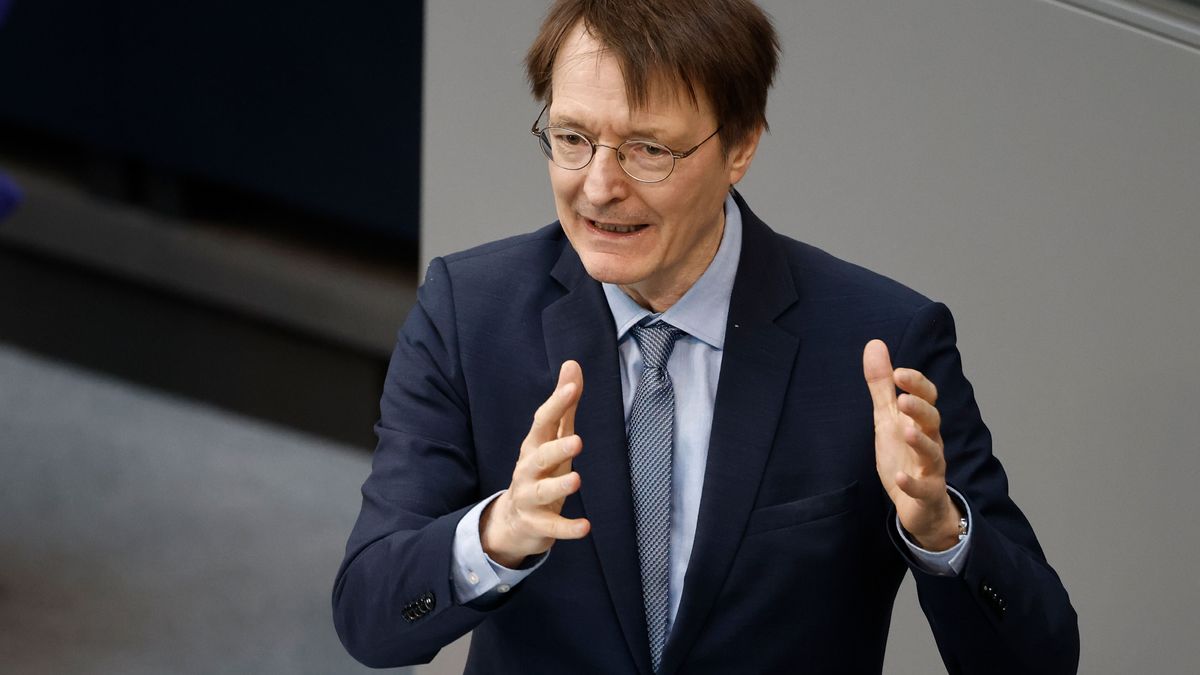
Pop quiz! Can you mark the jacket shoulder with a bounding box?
[418,222,569,327]
[777,233,934,312]
[735,194,933,314]
[435,223,564,274]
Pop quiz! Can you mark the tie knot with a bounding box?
[630,322,685,371]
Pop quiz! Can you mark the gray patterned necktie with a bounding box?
[627,321,685,673]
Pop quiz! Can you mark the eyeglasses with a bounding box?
[530,104,722,184]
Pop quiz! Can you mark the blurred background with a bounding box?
[0,1,419,673]
[3,1,1200,674]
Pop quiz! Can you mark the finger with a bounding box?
[530,471,582,506]
[894,470,945,503]
[526,378,581,448]
[894,368,938,405]
[863,339,897,413]
[518,434,581,480]
[516,429,580,478]
[532,513,591,540]
[902,420,943,463]
[898,393,942,437]
[557,360,583,438]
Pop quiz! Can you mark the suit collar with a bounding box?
[546,241,656,675]
[660,193,800,673]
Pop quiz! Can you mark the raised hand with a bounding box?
[480,360,591,567]
[863,339,961,551]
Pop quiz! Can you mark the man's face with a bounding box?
[546,24,759,310]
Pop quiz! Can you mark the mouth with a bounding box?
[584,217,649,235]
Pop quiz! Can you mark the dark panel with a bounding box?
[0,245,386,449]
[0,1,422,239]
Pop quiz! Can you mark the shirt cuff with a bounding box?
[451,490,548,604]
[895,486,973,577]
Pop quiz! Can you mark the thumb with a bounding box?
[863,339,897,413]
[557,360,583,438]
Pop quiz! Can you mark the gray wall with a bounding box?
[421,2,1200,673]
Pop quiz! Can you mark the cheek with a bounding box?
[650,189,703,241]
[549,166,582,195]
[552,180,588,225]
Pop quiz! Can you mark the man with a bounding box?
[333,1,1079,673]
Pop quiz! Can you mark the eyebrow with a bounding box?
[549,114,668,142]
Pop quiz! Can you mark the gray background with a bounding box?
[421,1,1200,673]
[0,344,404,674]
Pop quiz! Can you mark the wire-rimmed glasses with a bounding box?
[530,104,721,183]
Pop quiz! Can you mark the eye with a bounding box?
[640,143,668,158]
[626,141,668,159]
[553,131,588,147]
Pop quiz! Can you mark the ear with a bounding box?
[726,125,764,185]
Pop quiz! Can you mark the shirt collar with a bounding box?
[602,192,743,350]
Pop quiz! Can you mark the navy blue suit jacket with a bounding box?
[333,194,1079,674]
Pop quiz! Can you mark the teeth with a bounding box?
[592,221,642,233]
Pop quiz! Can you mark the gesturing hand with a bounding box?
[863,339,961,551]
[480,360,591,568]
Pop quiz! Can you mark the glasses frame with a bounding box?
[530,104,722,184]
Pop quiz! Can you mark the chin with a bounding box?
[576,251,649,287]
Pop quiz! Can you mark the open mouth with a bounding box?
[586,218,648,235]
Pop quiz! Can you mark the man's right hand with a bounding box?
[480,360,590,568]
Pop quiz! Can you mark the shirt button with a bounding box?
[467,572,479,585]
[497,584,511,594]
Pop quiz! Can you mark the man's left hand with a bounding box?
[863,339,962,552]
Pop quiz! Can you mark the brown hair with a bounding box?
[525,0,780,150]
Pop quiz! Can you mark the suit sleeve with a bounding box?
[331,257,502,668]
[888,301,1080,675]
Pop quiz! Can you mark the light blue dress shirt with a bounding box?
[451,194,972,622]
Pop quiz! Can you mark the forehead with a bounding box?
[549,22,713,136]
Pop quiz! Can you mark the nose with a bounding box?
[581,144,630,207]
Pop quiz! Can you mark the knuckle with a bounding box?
[539,442,559,469]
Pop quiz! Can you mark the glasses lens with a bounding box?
[618,141,674,182]
[542,128,592,169]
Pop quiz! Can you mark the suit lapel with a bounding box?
[661,197,800,673]
[543,243,654,675]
